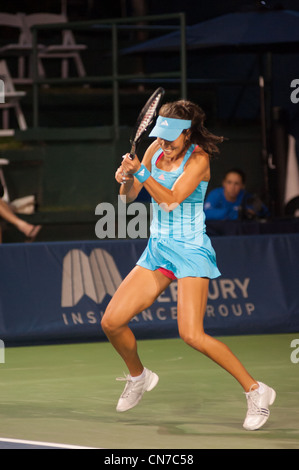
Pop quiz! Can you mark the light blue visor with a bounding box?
[149,116,191,141]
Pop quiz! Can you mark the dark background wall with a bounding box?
[1,0,298,241]
[2,0,299,22]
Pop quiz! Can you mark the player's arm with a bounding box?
[116,141,159,203]
[122,147,210,211]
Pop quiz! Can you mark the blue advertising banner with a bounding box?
[0,233,298,345]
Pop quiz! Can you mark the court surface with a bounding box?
[0,333,298,449]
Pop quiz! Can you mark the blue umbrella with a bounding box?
[123,9,299,53]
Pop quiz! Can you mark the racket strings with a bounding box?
[135,96,162,141]
[129,88,164,158]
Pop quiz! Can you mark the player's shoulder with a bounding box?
[141,140,160,167]
[192,145,209,161]
[147,139,160,155]
[185,145,210,170]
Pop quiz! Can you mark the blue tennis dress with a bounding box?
[137,144,221,279]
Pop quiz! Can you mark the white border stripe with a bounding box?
[0,438,100,449]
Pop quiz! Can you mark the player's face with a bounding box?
[157,132,188,159]
[223,172,244,201]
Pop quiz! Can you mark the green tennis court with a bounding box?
[0,333,298,449]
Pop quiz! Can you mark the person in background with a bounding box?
[204,168,269,221]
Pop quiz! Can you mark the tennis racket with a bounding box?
[129,87,165,160]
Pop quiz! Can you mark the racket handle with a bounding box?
[129,143,136,160]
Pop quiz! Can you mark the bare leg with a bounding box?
[101,266,172,376]
[177,277,258,392]
[0,199,39,237]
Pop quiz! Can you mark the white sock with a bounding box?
[130,368,146,382]
[257,381,265,394]
[246,382,262,396]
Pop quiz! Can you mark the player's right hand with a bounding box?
[115,165,134,185]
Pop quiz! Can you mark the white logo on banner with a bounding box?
[61,249,122,308]
[61,248,254,328]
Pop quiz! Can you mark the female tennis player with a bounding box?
[101,100,276,430]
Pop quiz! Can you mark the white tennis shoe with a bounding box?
[243,381,276,430]
[116,368,159,412]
